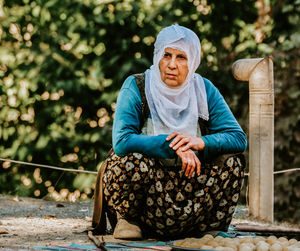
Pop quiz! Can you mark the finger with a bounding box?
[185,156,194,178]
[195,157,201,176]
[188,164,195,179]
[181,156,188,172]
[172,138,189,150]
[180,142,192,152]
[166,132,179,141]
[187,162,195,178]
[169,135,184,148]
[188,155,200,178]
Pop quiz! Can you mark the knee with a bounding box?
[108,152,155,174]
[224,154,246,175]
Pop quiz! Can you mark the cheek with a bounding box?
[180,65,189,79]
[159,60,166,75]
[184,66,189,77]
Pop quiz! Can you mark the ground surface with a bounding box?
[0,195,299,249]
[0,195,94,248]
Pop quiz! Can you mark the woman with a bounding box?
[92,24,247,240]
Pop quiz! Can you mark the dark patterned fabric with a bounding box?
[103,151,245,238]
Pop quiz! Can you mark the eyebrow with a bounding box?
[164,50,187,58]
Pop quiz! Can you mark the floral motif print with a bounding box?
[103,152,245,238]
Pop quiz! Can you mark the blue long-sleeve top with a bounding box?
[113,75,247,160]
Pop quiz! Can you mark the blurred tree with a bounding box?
[269,0,300,222]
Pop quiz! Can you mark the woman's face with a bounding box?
[159,47,189,88]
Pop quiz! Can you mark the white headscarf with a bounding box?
[145,24,209,136]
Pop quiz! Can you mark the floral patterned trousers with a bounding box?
[103,152,245,238]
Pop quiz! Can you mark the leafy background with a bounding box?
[0,0,299,223]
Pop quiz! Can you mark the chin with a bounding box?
[164,80,182,88]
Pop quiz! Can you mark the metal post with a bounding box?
[232,57,274,223]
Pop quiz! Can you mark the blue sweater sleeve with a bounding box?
[112,76,176,158]
[201,78,247,159]
[113,76,247,160]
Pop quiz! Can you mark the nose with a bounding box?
[168,56,177,69]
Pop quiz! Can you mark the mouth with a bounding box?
[166,73,177,79]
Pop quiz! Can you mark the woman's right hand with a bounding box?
[175,148,201,178]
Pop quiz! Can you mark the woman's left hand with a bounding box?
[175,148,201,178]
[166,132,205,152]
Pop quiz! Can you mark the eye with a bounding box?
[177,54,187,59]
[163,52,171,58]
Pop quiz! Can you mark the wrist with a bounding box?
[197,137,205,151]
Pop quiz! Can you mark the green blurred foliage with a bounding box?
[269,0,300,223]
[0,0,299,222]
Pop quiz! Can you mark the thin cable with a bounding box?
[1,158,299,176]
[0,158,97,174]
[274,168,300,175]
[244,168,300,177]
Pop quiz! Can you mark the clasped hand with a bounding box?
[166,132,205,178]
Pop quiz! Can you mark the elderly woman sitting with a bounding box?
[92,24,247,240]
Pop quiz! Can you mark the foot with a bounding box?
[113,218,142,239]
